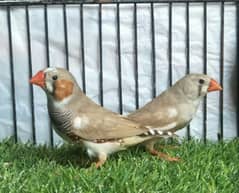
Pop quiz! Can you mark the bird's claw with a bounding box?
[149,149,181,162]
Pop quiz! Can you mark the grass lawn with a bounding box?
[0,138,238,193]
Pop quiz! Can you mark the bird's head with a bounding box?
[175,73,222,101]
[30,67,79,101]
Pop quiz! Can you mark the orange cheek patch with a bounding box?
[54,80,74,101]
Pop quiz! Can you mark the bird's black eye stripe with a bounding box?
[52,75,58,80]
[199,79,205,84]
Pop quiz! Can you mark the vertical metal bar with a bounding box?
[44,5,54,146]
[44,5,50,83]
[99,4,103,106]
[63,3,69,70]
[236,2,239,137]
[218,1,224,141]
[134,3,139,109]
[7,6,17,143]
[168,2,172,86]
[116,3,123,114]
[203,2,207,143]
[80,4,86,93]
[151,2,156,98]
[26,5,36,144]
[186,2,191,140]
[167,1,173,144]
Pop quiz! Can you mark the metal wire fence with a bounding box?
[0,0,238,145]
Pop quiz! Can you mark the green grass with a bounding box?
[0,138,238,193]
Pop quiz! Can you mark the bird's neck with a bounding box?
[47,86,84,111]
[192,97,202,109]
[48,95,72,111]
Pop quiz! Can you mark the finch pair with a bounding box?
[30,67,222,167]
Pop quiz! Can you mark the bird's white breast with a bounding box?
[83,141,124,158]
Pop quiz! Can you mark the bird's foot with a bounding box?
[94,160,105,168]
[149,149,180,162]
[92,154,107,169]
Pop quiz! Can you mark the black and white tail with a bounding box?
[139,128,177,138]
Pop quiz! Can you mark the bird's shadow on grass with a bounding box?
[1,138,91,169]
[0,139,156,169]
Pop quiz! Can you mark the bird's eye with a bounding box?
[52,75,58,81]
[199,79,205,84]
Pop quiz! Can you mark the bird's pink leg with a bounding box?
[94,154,107,169]
[146,140,180,162]
[149,149,180,162]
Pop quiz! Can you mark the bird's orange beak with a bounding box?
[30,70,45,88]
[207,79,222,92]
